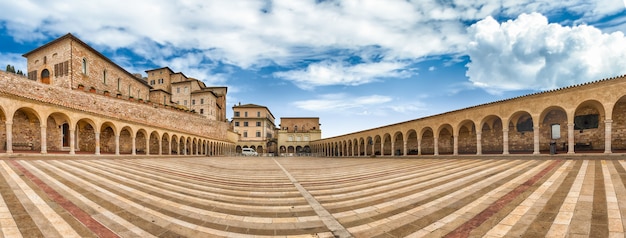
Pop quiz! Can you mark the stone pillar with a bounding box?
[69,127,75,155]
[502,129,509,155]
[605,119,612,154]
[183,142,187,155]
[568,123,575,154]
[146,137,150,155]
[380,142,384,157]
[115,135,120,155]
[417,138,422,155]
[403,141,407,156]
[159,139,162,155]
[434,136,439,156]
[391,141,395,157]
[476,132,482,155]
[40,125,47,154]
[168,139,172,155]
[94,132,101,155]
[453,135,458,155]
[131,136,136,155]
[533,126,540,155]
[5,121,13,154]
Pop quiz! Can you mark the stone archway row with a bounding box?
[0,100,234,156]
[312,91,626,157]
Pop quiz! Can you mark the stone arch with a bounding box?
[507,111,534,153]
[358,137,366,156]
[0,106,6,152]
[11,107,42,152]
[373,135,382,155]
[149,131,159,155]
[456,120,476,154]
[392,131,403,156]
[186,137,192,155]
[45,112,72,152]
[365,136,373,156]
[288,145,295,154]
[406,129,418,155]
[539,106,568,153]
[119,126,133,154]
[611,96,626,151]
[162,132,170,155]
[574,100,605,152]
[135,129,148,154]
[76,118,97,153]
[100,122,117,154]
[437,124,454,155]
[171,135,179,155]
[479,115,504,154]
[420,127,435,155]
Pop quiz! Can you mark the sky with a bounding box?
[1,1,626,138]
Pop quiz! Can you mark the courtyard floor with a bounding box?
[1,154,625,237]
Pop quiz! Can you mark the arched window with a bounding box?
[41,69,50,84]
[103,70,107,84]
[82,58,87,74]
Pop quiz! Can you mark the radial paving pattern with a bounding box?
[0,156,625,237]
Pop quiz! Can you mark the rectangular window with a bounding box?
[244,112,248,117]
[192,99,195,105]
[235,122,240,126]
[256,131,261,137]
[234,111,240,117]
[177,87,180,93]
[257,112,260,117]
[200,109,204,114]
[256,122,261,127]
[117,78,121,91]
[200,99,204,104]
[184,100,187,105]
[243,131,248,138]
[244,122,249,127]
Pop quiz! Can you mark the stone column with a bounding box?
[69,127,75,155]
[434,136,439,156]
[417,138,422,155]
[476,132,482,155]
[5,121,13,154]
[146,137,150,155]
[568,123,575,154]
[183,142,187,155]
[159,139,162,155]
[391,141,395,157]
[533,126,540,155]
[403,141,407,156]
[94,132,101,155]
[131,136,136,155]
[605,119,612,154]
[40,125,47,154]
[115,135,120,155]
[453,135,458,155]
[502,129,509,155]
[168,139,172,155]
[380,142,384,157]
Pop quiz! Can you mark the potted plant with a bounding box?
[116,93,122,98]
[77,84,85,90]
[103,90,110,96]
[129,96,134,101]
[89,86,96,93]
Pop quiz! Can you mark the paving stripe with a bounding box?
[0,161,42,237]
[542,160,588,237]
[589,160,609,237]
[0,161,80,238]
[443,159,563,237]
[22,160,155,238]
[9,160,119,238]
[273,158,353,238]
[471,160,573,237]
[0,177,22,238]
[602,160,625,237]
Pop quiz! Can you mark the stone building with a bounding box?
[276,117,321,155]
[0,33,237,156]
[311,74,626,157]
[146,67,227,121]
[231,103,277,154]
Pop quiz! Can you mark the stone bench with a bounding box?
[10,141,34,150]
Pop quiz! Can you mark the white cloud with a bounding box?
[0,53,27,74]
[466,12,626,93]
[292,93,392,112]
[274,61,410,90]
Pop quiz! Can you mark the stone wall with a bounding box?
[0,71,231,141]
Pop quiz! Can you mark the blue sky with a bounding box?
[1,1,626,138]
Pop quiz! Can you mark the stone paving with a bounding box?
[0,155,625,237]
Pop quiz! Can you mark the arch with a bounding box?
[45,112,72,152]
[11,107,42,152]
[479,115,504,154]
[457,120,476,154]
[406,129,418,155]
[162,133,170,155]
[76,118,97,153]
[41,69,51,84]
[149,131,159,155]
[437,124,454,155]
[573,100,605,152]
[420,127,435,155]
[539,106,568,153]
[135,129,148,154]
[100,122,116,154]
[119,126,133,154]
[611,96,626,152]
[171,135,179,155]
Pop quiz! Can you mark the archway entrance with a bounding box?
[41,69,50,84]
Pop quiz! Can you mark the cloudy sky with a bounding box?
[1,0,626,138]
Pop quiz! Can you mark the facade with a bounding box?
[0,33,237,156]
[311,74,626,157]
[231,103,277,154]
[276,117,321,156]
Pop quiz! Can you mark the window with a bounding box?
[256,131,261,137]
[82,58,87,74]
[103,70,107,84]
[243,131,248,137]
[256,122,261,127]
[244,122,249,127]
[117,78,121,91]
[163,96,167,105]
[201,99,204,104]
[185,86,188,93]
[192,99,195,105]
[200,109,204,114]
[177,87,180,93]
[257,112,260,117]
[184,100,187,105]
[158,78,163,84]
[234,112,240,117]
[244,112,248,117]
[150,80,155,85]
[235,122,240,126]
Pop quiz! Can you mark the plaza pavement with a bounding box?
[0,154,625,237]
